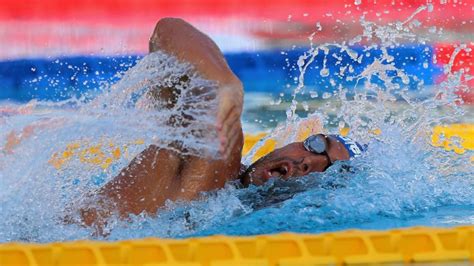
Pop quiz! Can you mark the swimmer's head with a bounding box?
[239,142,331,187]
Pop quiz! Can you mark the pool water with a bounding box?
[0,4,473,243]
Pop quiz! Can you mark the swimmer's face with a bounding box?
[240,142,330,186]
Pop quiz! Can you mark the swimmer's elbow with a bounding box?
[156,17,188,28]
[149,17,190,52]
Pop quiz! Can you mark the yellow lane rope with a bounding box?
[1,226,473,265]
[48,124,474,171]
[244,123,474,162]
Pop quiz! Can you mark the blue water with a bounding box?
[1,92,472,242]
[0,5,473,243]
[105,129,474,240]
[0,45,442,102]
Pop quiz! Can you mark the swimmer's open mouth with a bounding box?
[264,162,291,179]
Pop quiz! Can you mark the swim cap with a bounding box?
[332,135,366,158]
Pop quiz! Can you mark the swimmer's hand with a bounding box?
[216,83,243,158]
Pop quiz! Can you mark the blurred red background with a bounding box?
[0,0,472,58]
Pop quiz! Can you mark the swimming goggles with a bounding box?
[303,134,333,170]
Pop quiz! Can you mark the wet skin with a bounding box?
[240,137,350,187]
[78,18,351,230]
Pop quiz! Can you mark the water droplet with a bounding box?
[297,56,305,67]
[302,102,309,111]
[322,92,332,99]
[427,3,434,12]
[320,68,329,77]
[316,22,322,31]
[338,121,346,129]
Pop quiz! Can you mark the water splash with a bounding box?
[239,3,473,236]
[0,52,219,242]
[0,5,473,242]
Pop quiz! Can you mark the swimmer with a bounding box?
[79,18,363,229]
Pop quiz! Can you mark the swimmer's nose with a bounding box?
[298,156,329,174]
[297,159,313,176]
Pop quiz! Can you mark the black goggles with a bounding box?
[303,134,333,170]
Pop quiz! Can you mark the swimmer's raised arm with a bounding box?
[149,18,243,157]
[76,18,244,231]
